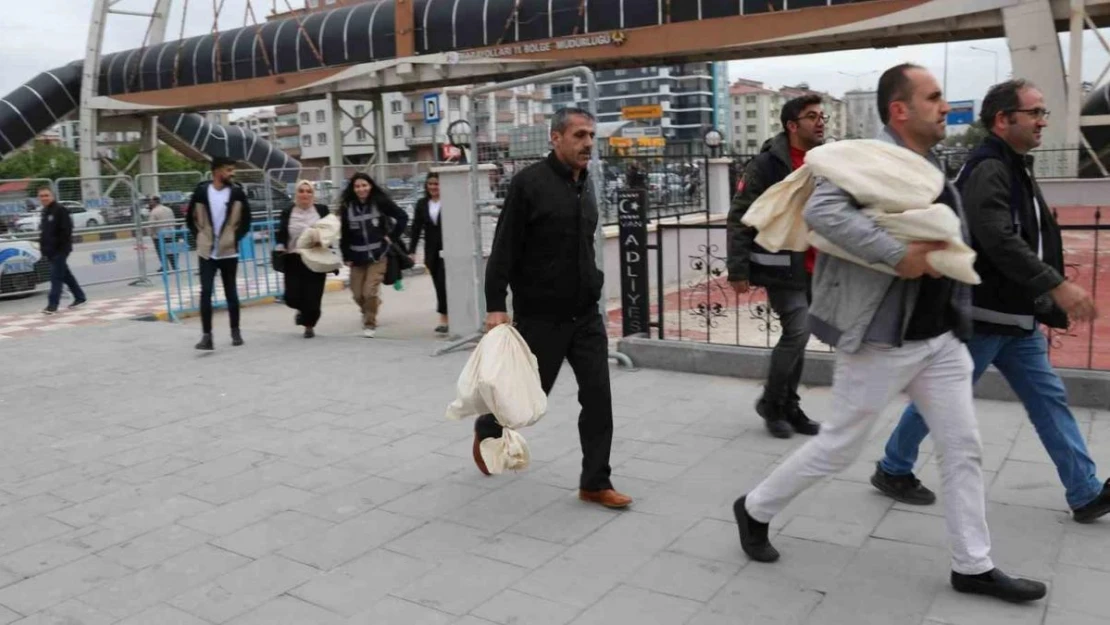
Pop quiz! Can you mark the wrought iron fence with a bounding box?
[641,212,1110,371]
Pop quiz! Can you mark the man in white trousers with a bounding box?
[733,63,1047,603]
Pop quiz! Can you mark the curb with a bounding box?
[73,231,136,244]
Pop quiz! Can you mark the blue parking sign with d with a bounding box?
[423,93,440,124]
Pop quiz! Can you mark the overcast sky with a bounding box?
[1,0,1108,110]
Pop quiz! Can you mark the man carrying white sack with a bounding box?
[475,107,632,510]
[734,63,1047,603]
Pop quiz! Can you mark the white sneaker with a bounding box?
[363,328,376,338]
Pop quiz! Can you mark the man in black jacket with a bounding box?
[38,187,86,314]
[185,157,252,351]
[478,107,631,510]
[872,79,1110,523]
[726,95,825,438]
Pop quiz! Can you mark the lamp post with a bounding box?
[702,127,723,218]
[838,70,879,91]
[446,119,471,165]
[969,46,1000,84]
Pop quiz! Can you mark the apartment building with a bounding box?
[728,79,783,153]
[232,109,278,142]
[778,84,847,141]
[844,90,881,140]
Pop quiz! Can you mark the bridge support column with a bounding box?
[327,93,345,179]
[1003,0,1075,176]
[138,116,159,198]
[372,93,388,179]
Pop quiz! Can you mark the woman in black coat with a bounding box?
[409,173,448,334]
[276,180,330,338]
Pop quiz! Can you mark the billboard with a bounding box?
[947,100,976,126]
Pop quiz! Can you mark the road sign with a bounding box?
[617,188,650,337]
[423,93,441,124]
[91,250,117,265]
[621,104,663,120]
[947,100,975,126]
[608,137,634,148]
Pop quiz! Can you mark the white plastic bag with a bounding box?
[445,324,547,473]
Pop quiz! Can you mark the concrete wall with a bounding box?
[616,337,1110,409]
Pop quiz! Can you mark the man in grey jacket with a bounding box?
[733,64,1046,603]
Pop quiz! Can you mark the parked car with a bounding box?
[15,202,105,232]
[0,235,49,296]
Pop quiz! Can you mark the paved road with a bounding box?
[0,313,1106,624]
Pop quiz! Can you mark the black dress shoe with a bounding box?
[784,402,820,436]
[756,399,793,439]
[871,463,937,505]
[231,329,244,347]
[304,327,315,339]
[951,569,1047,603]
[733,496,779,563]
[1073,478,1110,524]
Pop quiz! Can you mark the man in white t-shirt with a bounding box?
[185,157,252,351]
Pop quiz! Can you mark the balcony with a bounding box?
[496,111,514,123]
[405,135,444,147]
[276,125,299,137]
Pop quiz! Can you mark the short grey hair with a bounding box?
[551,107,596,134]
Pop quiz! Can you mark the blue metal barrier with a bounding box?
[157,220,282,321]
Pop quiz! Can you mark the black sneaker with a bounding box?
[733,496,779,563]
[304,327,315,339]
[42,307,57,316]
[1073,478,1110,524]
[231,329,244,347]
[756,398,793,439]
[951,569,1047,603]
[68,299,87,310]
[784,402,820,436]
[871,463,936,505]
[195,333,214,351]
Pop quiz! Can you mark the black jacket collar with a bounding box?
[545,151,588,183]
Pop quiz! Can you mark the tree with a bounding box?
[110,144,207,175]
[944,121,989,148]
[0,142,79,181]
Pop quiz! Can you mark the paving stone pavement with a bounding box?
[1,319,1109,625]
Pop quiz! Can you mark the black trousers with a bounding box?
[199,257,240,334]
[476,312,614,491]
[428,251,447,315]
[153,237,177,270]
[283,254,327,327]
[764,285,811,405]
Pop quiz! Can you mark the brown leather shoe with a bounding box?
[579,488,632,509]
[472,432,491,476]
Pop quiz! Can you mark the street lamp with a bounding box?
[703,127,723,158]
[969,46,1000,84]
[838,70,879,90]
[446,119,471,164]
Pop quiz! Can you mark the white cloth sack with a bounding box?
[293,214,343,273]
[445,325,548,474]
[741,139,979,285]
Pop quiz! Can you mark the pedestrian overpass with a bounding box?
[2,0,1110,183]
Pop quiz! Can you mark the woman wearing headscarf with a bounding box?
[276,180,330,338]
[339,172,409,338]
[409,173,448,334]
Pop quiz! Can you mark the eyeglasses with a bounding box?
[796,112,830,123]
[1010,108,1051,120]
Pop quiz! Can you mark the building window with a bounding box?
[317,133,327,146]
[449,95,461,111]
[734,111,740,120]
[356,129,368,142]
[518,101,529,117]
[496,99,510,112]
[302,134,312,147]
[391,100,402,113]
[747,125,757,133]
[300,112,310,124]
[746,110,757,119]
[392,125,403,138]
[746,96,757,104]
[747,140,757,148]
[354,104,366,117]
[315,110,325,123]
[617,82,629,93]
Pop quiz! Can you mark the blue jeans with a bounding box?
[47,254,85,309]
[879,331,1102,510]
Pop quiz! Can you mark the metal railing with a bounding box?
[643,208,1110,371]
